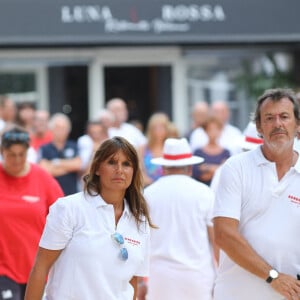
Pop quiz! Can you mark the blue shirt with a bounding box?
[39,140,79,195]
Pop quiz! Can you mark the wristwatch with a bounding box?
[266,269,279,283]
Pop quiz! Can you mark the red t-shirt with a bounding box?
[0,163,64,283]
[30,130,53,151]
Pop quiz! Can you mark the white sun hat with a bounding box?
[240,121,263,151]
[151,138,204,166]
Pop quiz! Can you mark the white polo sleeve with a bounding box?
[213,157,243,221]
[134,222,150,277]
[199,186,215,227]
[39,197,74,250]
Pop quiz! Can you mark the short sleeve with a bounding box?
[134,222,150,277]
[39,197,74,250]
[213,158,242,221]
[204,188,215,227]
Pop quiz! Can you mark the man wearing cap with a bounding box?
[144,138,216,300]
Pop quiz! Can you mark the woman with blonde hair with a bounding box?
[138,112,170,187]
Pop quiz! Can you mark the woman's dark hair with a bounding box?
[1,125,30,149]
[83,136,155,229]
[254,88,300,125]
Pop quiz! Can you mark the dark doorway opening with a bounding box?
[104,66,172,130]
[48,65,88,140]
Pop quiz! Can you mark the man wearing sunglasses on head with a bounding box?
[0,126,63,300]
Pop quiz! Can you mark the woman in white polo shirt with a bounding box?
[25,136,155,300]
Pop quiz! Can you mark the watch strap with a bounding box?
[266,276,273,283]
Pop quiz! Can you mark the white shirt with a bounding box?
[190,123,243,155]
[108,123,146,148]
[77,134,93,170]
[40,192,150,300]
[0,119,5,132]
[213,147,300,300]
[293,137,300,153]
[210,165,223,194]
[144,175,216,300]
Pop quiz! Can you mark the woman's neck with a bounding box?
[101,190,125,208]
[101,191,125,227]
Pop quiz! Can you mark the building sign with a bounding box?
[0,0,299,46]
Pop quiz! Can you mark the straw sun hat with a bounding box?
[151,138,204,167]
[240,121,263,151]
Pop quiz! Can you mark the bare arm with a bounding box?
[214,217,300,299]
[130,276,138,300]
[197,163,220,182]
[39,157,82,177]
[137,145,153,187]
[25,247,63,300]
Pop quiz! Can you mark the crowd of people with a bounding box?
[0,89,300,299]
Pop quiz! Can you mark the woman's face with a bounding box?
[1,144,28,176]
[151,122,168,140]
[206,122,222,142]
[96,150,134,193]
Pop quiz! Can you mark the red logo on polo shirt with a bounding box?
[125,237,141,246]
[288,194,300,206]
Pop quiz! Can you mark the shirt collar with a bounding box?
[84,192,131,216]
[253,146,300,173]
[293,150,300,173]
[253,146,270,166]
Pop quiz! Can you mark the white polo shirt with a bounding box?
[108,123,147,148]
[213,147,300,300]
[144,175,216,300]
[189,123,243,155]
[40,192,150,300]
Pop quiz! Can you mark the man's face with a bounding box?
[257,97,298,151]
[3,99,16,122]
[1,144,28,176]
[52,119,70,142]
[88,124,105,142]
[110,102,128,125]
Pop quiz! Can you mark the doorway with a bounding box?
[104,65,172,129]
[48,65,88,140]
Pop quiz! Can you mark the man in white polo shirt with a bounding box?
[106,98,146,148]
[144,138,216,300]
[213,88,300,300]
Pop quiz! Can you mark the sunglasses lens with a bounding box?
[112,232,124,245]
[2,132,29,143]
[111,232,128,261]
[120,248,128,261]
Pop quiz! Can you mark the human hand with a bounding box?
[137,279,147,300]
[271,273,300,300]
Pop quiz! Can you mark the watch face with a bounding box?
[270,269,278,278]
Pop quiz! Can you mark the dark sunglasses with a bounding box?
[111,232,128,261]
[2,132,30,143]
